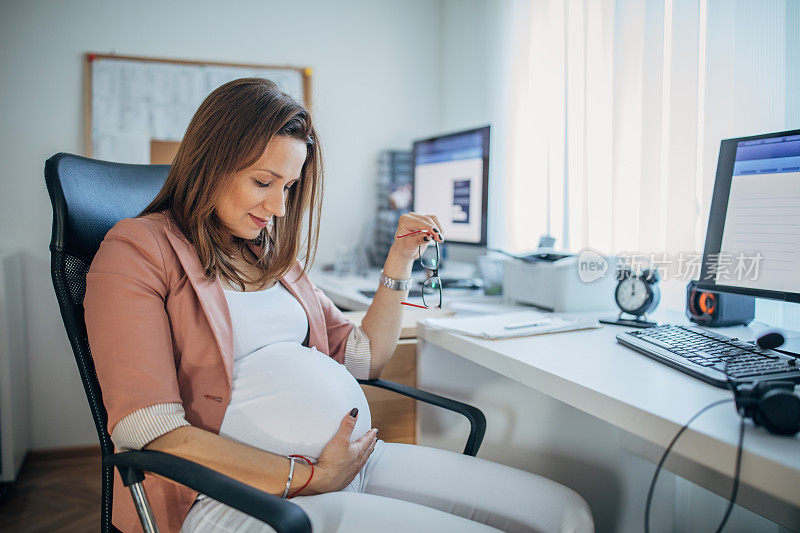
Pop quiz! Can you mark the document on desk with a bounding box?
[421,311,601,339]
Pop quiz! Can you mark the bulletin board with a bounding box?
[85,53,312,164]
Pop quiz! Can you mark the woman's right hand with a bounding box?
[312,408,378,493]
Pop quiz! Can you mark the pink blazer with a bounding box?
[84,210,354,533]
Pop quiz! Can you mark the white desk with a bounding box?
[310,269,800,530]
[418,310,800,530]
[309,268,496,312]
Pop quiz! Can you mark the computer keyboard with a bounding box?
[617,325,800,389]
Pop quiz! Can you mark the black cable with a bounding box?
[715,415,745,532]
[644,398,733,533]
[645,337,753,533]
[715,349,749,532]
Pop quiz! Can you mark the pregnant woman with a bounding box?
[84,78,593,533]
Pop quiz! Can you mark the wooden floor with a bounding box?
[0,448,101,532]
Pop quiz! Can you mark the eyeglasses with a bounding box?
[401,238,442,309]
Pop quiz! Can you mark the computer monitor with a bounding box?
[412,126,490,246]
[699,128,800,303]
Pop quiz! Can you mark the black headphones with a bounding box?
[733,332,800,436]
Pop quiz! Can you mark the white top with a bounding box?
[217,284,371,460]
[222,283,309,361]
[109,282,374,452]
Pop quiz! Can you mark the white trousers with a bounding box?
[181,441,594,532]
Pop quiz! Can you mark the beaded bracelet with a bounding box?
[287,455,314,498]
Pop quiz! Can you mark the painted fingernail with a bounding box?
[424,236,430,241]
[350,407,358,418]
[432,228,440,233]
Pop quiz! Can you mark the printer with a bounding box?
[502,251,617,312]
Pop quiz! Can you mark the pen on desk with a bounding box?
[504,319,551,330]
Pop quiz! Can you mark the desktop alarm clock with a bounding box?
[599,267,661,328]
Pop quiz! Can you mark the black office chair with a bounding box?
[44,152,486,533]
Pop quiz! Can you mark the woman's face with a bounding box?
[215,135,307,242]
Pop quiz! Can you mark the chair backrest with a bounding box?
[44,153,169,533]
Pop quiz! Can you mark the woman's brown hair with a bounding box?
[140,78,323,290]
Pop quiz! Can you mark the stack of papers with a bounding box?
[421,310,601,340]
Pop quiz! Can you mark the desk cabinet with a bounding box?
[361,339,417,444]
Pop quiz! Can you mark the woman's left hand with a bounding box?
[389,212,445,262]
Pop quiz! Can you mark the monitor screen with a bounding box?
[699,128,800,303]
[412,126,490,246]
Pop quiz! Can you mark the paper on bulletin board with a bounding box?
[91,58,305,164]
[93,133,150,164]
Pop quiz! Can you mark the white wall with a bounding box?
[0,0,442,449]
[439,0,515,264]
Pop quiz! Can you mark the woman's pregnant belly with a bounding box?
[218,342,372,461]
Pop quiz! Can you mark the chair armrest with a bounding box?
[104,450,311,533]
[357,378,486,456]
